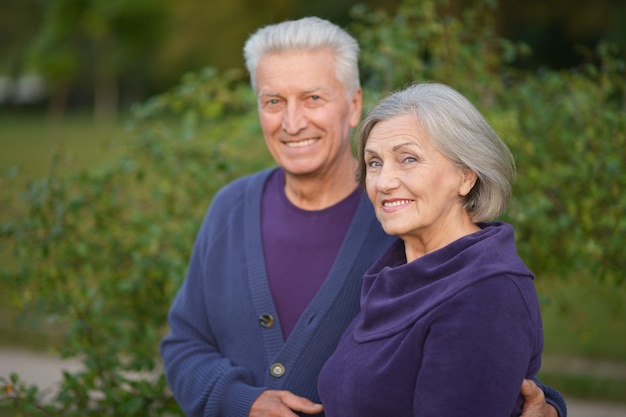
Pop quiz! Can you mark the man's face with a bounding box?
[255,48,362,179]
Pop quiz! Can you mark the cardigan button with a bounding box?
[270,363,285,378]
[259,314,275,328]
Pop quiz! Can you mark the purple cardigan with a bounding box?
[318,223,544,417]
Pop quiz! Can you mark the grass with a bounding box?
[537,275,626,362]
[536,274,626,403]
[0,111,625,405]
[0,305,65,352]
[0,110,128,181]
[538,373,626,404]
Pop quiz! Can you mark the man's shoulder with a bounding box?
[213,167,276,204]
[197,168,276,235]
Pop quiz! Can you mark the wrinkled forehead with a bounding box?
[255,49,343,94]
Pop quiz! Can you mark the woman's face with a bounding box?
[363,114,477,260]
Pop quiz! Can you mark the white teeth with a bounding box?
[383,200,411,207]
[286,139,317,148]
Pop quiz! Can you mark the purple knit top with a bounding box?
[262,169,361,338]
[318,223,544,417]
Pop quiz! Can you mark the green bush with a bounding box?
[0,68,271,416]
[502,45,626,283]
[1,0,624,414]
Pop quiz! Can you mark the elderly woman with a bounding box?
[317,82,544,417]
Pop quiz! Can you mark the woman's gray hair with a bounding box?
[243,17,360,96]
[357,82,516,222]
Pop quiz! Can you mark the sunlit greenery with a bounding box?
[1,0,624,414]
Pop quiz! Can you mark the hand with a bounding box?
[520,379,559,417]
[249,390,324,417]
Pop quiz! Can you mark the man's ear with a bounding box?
[349,88,363,128]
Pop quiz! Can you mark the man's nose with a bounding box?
[282,102,307,135]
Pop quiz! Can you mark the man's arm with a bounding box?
[160,266,266,417]
[160,199,267,417]
[520,378,567,417]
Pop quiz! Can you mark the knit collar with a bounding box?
[353,222,533,342]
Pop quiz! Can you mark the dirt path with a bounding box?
[1,348,625,416]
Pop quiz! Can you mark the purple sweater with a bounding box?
[318,223,544,417]
[262,169,361,338]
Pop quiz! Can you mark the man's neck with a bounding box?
[283,157,359,211]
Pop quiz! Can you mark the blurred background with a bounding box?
[1,0,625,121]
[0,0,625,415]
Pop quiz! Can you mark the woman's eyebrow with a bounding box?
[392,141,421,152]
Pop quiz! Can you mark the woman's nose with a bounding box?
[376,163,401,192]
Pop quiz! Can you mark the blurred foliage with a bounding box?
[495,0,626,69]
[502,41,626,284]
[352,0,531,102]
[1,0,623,114]
[24,0,174,121]
[1,0,625,414]
[0,0,42,75]
[154,0,401,87]
[0,66,266,415]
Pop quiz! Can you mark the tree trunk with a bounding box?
[46,81,69,126]
[93,73,118,126]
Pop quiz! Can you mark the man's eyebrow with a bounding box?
[303,86,323,94]
[258,86,331,99]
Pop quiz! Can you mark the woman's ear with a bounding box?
[459,168,478,197]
